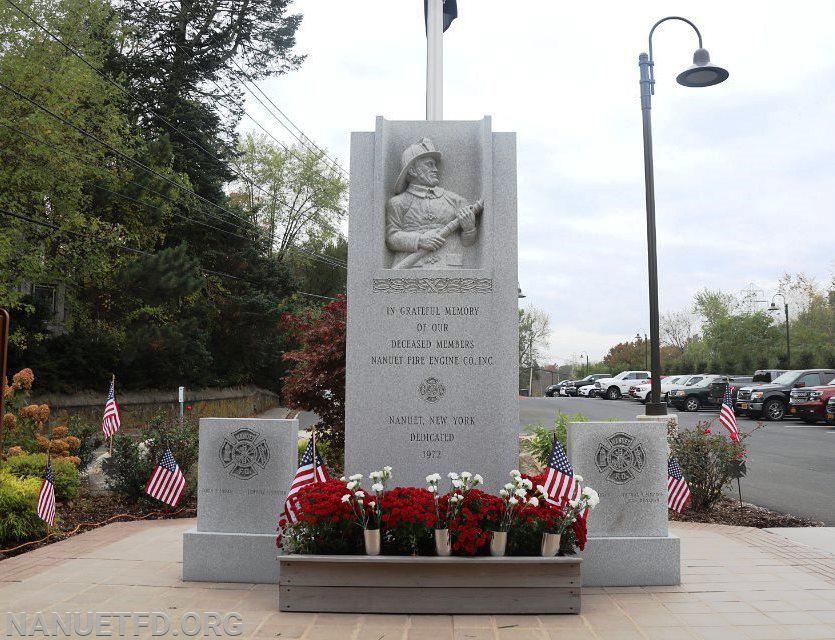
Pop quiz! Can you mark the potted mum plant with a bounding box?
[490,470,535,556]
[342,466,392,555]
[536,478,600,557]
[426,471,483,556]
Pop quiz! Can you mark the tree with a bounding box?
[660,310,695,356]
[234,133,347,259]
[281,296,346,449]
[518,307,551,390]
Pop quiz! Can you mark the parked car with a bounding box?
[750,369,787,384]
[669,375,730,412]
[578,384,598,398]
[565,373,612,396]
[594,371,651,400]
[789,374,835,424]
[544,380,572,397]
[735,369,835,421]
[630,375,689,403]
[827,397,835,425]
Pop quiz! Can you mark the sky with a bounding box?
[244,1,835,365]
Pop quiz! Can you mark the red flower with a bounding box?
[704,428,712,434]
[186,405,193,411]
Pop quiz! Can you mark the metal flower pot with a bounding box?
[540,532,562,557]
[490,530,507,557]
[434,528,451,556]
[364,528,381,556]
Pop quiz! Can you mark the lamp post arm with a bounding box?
[645,16,704,96]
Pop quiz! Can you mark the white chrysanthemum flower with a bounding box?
[346,480,358,491]
[528,496,540,507]
[449,494,461,503]
[473,474,484,485]
[582,487,600,508]
[448,472,460,480]
[499,489,509,498]
[510,469,521,478]
[383,466,393,474]
[460,471,472,480]
[569,499,579,508]
[427,485,438,493]
[536,484,547,495]
[341,494,351,503]
[339,476,347,482]
[368,501,376,509]
[503,483,515,491]
[369,471,382,481]
[426,474,439,484]
[355,491,365,498]
[514,488,527,498]
[371,483,384,493]
[574,474,584,483]
[452,479,463,489]
[349,474,363,481]
[508,496,519,506]
[522,479,533,489]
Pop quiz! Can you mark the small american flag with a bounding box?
[144,449,186,507]
[542,438,577,506]
[719,384,740,442]
[667,457,691,513]
[279,438,329,529]
[101,378,121,439]
[37,458,56,526]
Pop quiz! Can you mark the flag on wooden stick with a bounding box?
[667,457,691,514]
[279,437,329,529]
[145,449,186,507]
[101,376,121,439]
[36,458,56,526]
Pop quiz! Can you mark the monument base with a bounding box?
[183,528,279,584]
[579,535,680,587]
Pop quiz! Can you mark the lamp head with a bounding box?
[768,303,779,312]
[676,48,729,87]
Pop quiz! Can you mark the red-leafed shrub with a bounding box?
[281,296,346,454]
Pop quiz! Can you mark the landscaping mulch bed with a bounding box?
[670,496,823,528]
[0,491,196,561]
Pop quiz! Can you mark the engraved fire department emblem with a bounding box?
[595,432,645,485]
[418,377,446,403]
[218,428,270,480]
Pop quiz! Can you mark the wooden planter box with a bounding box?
[278,555,581,614]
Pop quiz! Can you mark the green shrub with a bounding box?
[67,417,103,472]
[3,453,80,501]
[670,421,752,511]
[104,412,198,504]
[0,471,48,543]
[522,412,588,468]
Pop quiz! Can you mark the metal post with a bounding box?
[0,309,10,459]
[586,354,590,376]
[178,386,185,424]
[784,303,791,368]
[639,52,667,416]
[645,333,649,370]
[527,335,534,395]
[426,0,443,120]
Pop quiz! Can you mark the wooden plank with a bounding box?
[280,559,579,588]
[279,586,580,614]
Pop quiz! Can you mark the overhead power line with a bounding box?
[0,206,336,301]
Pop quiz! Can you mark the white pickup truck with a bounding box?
[594,371,651,400]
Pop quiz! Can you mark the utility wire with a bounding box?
[2,122,347,270]
[1,206,336,300]
[1,2,348,269]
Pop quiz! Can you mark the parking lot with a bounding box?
[520,395,835,525]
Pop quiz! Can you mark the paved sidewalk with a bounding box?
[765,527,835,556]
[3,520,835,639]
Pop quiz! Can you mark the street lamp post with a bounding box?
[579,351,590,376]
[639,16,729,415]
[768,294,791,368]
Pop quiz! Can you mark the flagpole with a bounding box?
[426,0,443,120]
[109,373,115,457]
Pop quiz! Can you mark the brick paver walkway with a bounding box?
[2,519,835,639]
